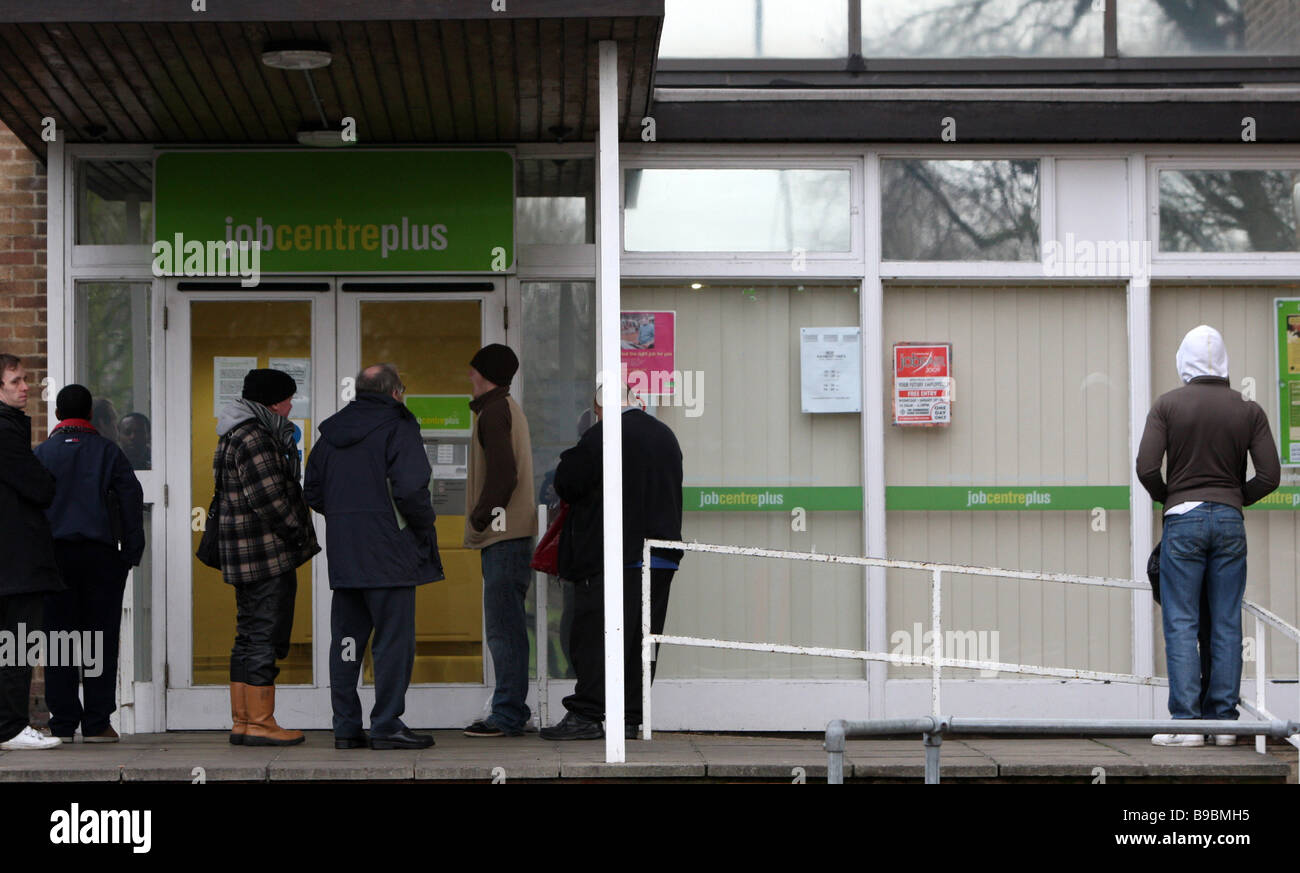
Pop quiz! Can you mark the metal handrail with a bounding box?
[824,717,1300,784]
[637,537,1300,779]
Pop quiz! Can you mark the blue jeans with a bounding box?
[1159,503,1248,721]
[481,537,533,731]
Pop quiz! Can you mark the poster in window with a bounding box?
[800,327,862,413]
[621,310,676,396]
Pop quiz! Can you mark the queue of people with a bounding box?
[0,325,1282,753]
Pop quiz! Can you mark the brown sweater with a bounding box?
[463,386,536,548]
[1136,376,1280,510]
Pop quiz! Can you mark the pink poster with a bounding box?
[621,310,676,396]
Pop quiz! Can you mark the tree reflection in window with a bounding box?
[1159,169,1300,253]
[882,159,1040,261]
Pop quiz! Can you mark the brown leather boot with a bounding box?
[229,682,249,745]
[243,685,305,746]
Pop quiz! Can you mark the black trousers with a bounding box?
[230,571,297,686]
[329,586,416,738]
[563,567,674,725]
[44,540,128,737]
[0,591,43,743]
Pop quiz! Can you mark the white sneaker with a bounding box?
[0,726,62,751]
[1151,733,1205,746]
[1213,734,1237,746]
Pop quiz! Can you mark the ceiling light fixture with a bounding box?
[261,45,333,71]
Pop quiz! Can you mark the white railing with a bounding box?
[638,538,1300,773]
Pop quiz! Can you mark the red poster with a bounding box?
[621,310,676,395]
[893,343,952,426]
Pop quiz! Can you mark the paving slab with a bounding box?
[961,738,1144,777]
[0,744,140,782]
[1094,738,1290,778]
[846,740,998,779]
[122,747,277,782]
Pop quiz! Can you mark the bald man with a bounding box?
[306,363,443,751]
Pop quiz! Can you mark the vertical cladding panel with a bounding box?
[885,285,1132,681]
[1150,284,1300,678]
[622,285,862,679]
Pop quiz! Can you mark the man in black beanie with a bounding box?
[463,344,537,737]
[214,368,318,745]
[35,384,144,743]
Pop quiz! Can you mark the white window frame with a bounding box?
[618,144,866,278]
[1148,154,1300,278]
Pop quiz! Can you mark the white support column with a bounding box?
[1127,153,1155,709]
[862,152,887,718]
[596,39,626,764]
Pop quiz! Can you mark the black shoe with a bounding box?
[539,712,604,741]
[464,719,523,738]
[334,735,367,749]
[626,724,642,739]
[368,727,435,750]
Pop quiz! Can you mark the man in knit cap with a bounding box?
[215,368,319,746]
[462,344,537,737]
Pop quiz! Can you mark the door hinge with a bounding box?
[163,484,169,507]
[163,305,169,330]
[503,304,509,331]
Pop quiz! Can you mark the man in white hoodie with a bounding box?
[1136,325,1279,747]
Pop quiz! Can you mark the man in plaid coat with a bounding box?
[215,368,319,746]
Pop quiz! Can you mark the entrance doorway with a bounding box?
[163,277,505,729]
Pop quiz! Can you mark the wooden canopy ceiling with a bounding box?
[0,2,662,160]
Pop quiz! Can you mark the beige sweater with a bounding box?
[463,388,537,548]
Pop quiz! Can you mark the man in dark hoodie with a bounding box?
[541,383,683,741]
[0,354,63,751]
[35,385,144,743]
[1137,325,1279,747]
[305,363,442,750]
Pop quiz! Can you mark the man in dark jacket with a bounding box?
[1137,325,1280,747]
[305,363,442,750]
[35,385,144,743]
[541,384,684,740]
[216,368,319,747]
[0,354,63,751]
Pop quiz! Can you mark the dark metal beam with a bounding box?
[650,99,1300,143]
[0,1,664,23]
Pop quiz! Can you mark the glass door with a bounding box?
[337,283,505,725]
[164,285,334,728]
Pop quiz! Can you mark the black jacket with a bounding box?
[554,408,684,582]
[305,393,443,588]
[35,420,146,566]
[0,402,64,595]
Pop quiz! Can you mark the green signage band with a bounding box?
[1278,299,1300,466]
[406,395,472,432]
[682,485,1300,511]
[154,151,514,273]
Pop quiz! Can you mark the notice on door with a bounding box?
[213,356,258,417]
[893,343,952,427]
[1278,299,1300,465]
[800,327,861,413]
[269,357,311,419]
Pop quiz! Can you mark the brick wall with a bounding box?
[0,121,50,728]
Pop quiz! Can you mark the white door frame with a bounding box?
[163,276,510,729]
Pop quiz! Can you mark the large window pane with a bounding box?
[76,160,152,245]
[1159,169,1300,253]
[660,0,847,58]
[520,281,597,679]
[74,282,152,470]
[884,284,1132,678]
[624,168,852,252]
[517,158,594,245]
[627,284,863,679]
[862,0,1103,58]
[882,159,1040,261]
[1120,0,1300,55]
